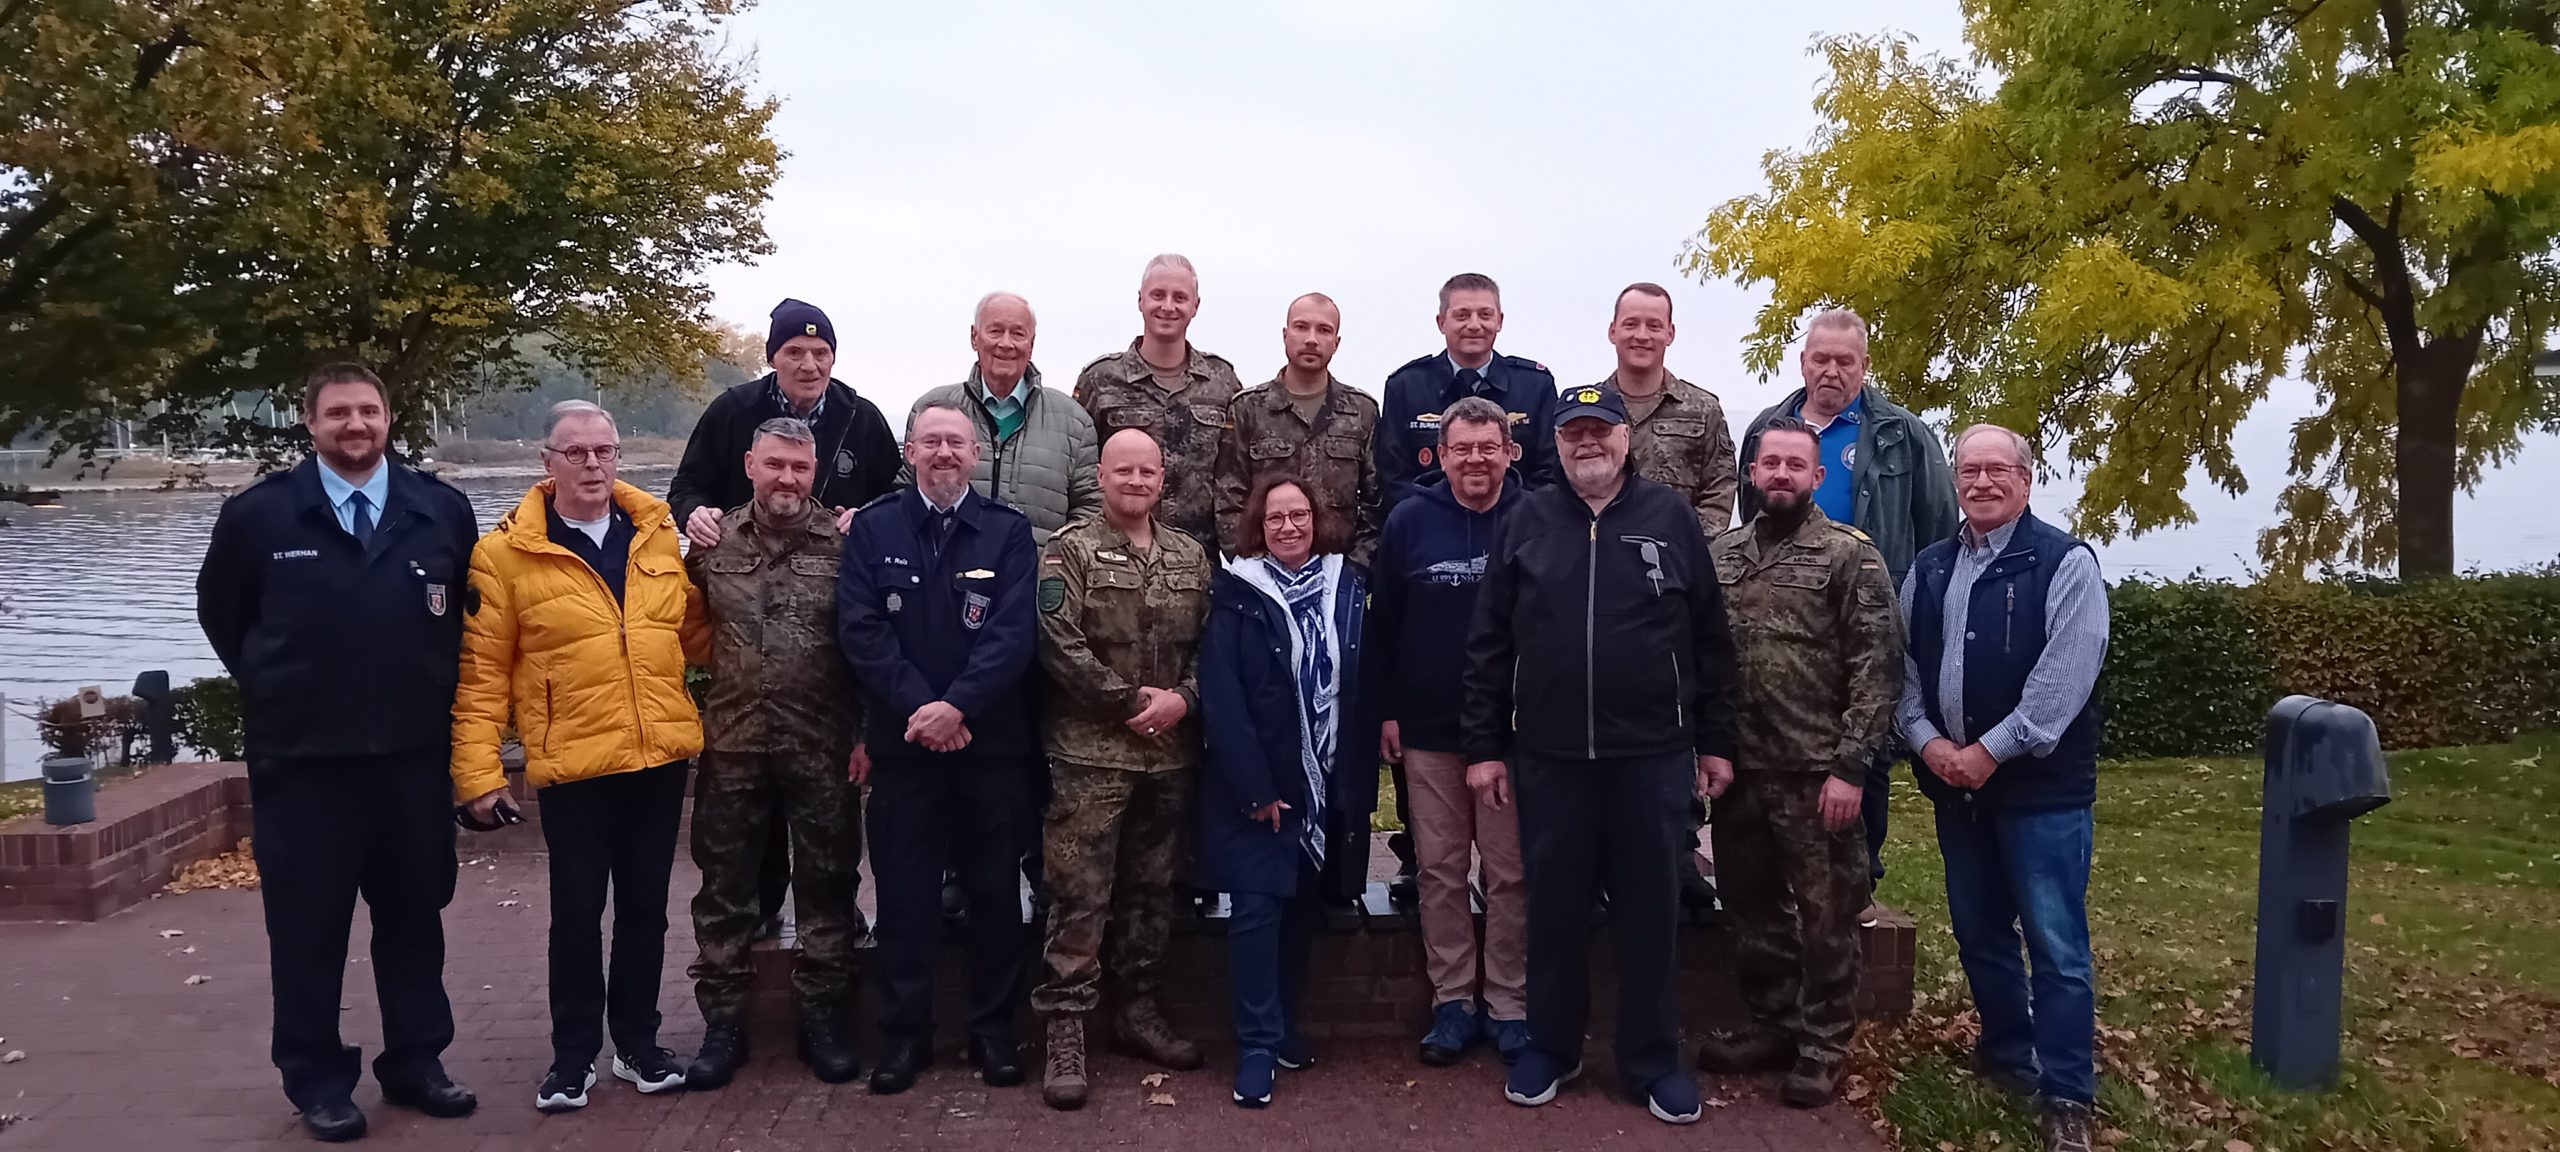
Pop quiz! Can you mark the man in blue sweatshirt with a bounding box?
[1368,397,1531,1070]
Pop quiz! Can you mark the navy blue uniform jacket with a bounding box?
[835,486,1038,762]
[1375,352,1557,515]
[1196,563,1379,902]
[195,456,479,761]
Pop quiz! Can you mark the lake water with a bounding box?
[3,424,2555,779]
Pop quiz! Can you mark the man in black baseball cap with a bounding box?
[1458,381,1741,1125]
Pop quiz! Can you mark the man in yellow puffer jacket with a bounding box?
[452,400,710,1115]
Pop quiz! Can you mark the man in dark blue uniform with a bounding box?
[1372,271,1558,902]
[196,363,481,1143]
[1376,272,1559,515]
[835,400,1040,1095]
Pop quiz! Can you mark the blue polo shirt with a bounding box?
[1792,391,1864,521]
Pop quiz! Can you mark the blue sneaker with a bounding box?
[1643,1071,1704,1125]
[1276,1032,1314,1071]
[1418,1000,1481,1067]
[1233,1048,1276,1109]
[1486,1016,1531,1067]
[1503,1049,1581,1107]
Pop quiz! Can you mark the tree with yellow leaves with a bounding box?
[1690,2,2560,577]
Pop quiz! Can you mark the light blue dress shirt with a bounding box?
[1894,513,2110,762]
[316,461,389,536]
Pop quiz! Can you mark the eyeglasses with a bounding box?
[910,434,974,451]
[1262,509,1313,528]
[1957,464,2021,482]
[545,444,620,465]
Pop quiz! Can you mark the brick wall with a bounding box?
[0,763,253,921]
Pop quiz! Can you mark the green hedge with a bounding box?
[2100,567,2560,758]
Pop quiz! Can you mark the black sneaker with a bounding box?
[612,1046,688,1094]
[535,1063,595,1113]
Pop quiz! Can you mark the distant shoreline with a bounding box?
[4,441,685,494]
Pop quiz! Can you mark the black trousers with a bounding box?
[868,754,1029,1045]
[539,760,688,1067]
[248,752,458,1111]
[1515,752,1688,1089]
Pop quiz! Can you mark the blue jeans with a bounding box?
[1226,865,1323,1055]
[1933,802,2096,1105]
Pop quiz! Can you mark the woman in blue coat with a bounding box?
[1197,476,1379,1109]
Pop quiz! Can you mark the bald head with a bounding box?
[1098,428,1166,528]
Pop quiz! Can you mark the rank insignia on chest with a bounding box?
[886,592,903,614]
[1097,550,1128,563]
[426,583,447,617]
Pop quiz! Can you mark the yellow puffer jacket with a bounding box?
[451,480,708,802]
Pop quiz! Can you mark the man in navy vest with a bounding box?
[1894,423,2108,1152]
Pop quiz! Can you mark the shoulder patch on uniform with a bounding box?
[1839,524,1872,543]
[1038,576,1066,613]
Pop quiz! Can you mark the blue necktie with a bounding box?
[348,490,375,547]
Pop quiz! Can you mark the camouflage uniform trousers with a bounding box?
[1030,757,1190,1016]
[1709,767,1867,1067]
[688,749,860,1025]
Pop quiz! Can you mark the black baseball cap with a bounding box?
[1554,384,1627,427]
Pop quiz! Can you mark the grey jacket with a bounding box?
[1738,385,1960,584]
[904,366,1101,544]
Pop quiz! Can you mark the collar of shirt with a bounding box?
[1959,514,2023,557]
[1444,350,1498,382]
[1793,388,1865,432]
[769,376,827,423]
[317,459,389,528]
[976,375,1026,419]
[922,487,969,516]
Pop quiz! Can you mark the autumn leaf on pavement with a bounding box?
[1146,1092,1175,1107]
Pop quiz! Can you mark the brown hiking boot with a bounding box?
[1780,1055,1842,1108]
[1696,1029,1795,1074]
[2041,1100,2094,1152]
[1113,998,1204,1071]
[1042,1016,1088,1110]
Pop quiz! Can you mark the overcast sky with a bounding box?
[692,0,2553,576]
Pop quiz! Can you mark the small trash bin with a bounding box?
[41,754,95,826]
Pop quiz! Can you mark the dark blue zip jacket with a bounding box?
[1906,511,2102,811]
[1197,561,1378,901]
[195,456,478,761]
[1366,473,1524,753]
[835,486,1038,762]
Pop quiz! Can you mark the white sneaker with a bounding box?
[612,1047,689,1094]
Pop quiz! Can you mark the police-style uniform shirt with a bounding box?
[1712,506,1901,781]
[196,456,478,761]
[1034,516,1212,772]
[1607,372,1739,536]
[1377,350,1557,515]
[1073,340,1245,547]
[1212,376,1381,563]
[690,503,857,759]
[834,486,1038,762]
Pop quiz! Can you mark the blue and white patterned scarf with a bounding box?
[1230,553,1343,870]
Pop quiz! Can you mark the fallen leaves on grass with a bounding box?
[165,839,258,893]
[1140,1072,1167,1087]
[1145,1092,1176,1106]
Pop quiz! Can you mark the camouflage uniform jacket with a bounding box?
[1607,372,1739,537]
[1712,506,1901,781]
[1212,376,1381,563]
[688,504,857,759]
[1074,340,1244,547]
[1036,515,1211,772]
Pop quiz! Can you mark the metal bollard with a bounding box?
[2250,695,2393,1090]
[42,754,96,826]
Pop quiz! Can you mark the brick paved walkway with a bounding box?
[0,855,1885,1151]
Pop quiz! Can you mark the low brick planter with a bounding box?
[739,894,1918,1044]
[0,762,253,921]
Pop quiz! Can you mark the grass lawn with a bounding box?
[1855,731,2560,1151]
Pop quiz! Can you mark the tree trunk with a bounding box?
[2393,336,2476,579]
